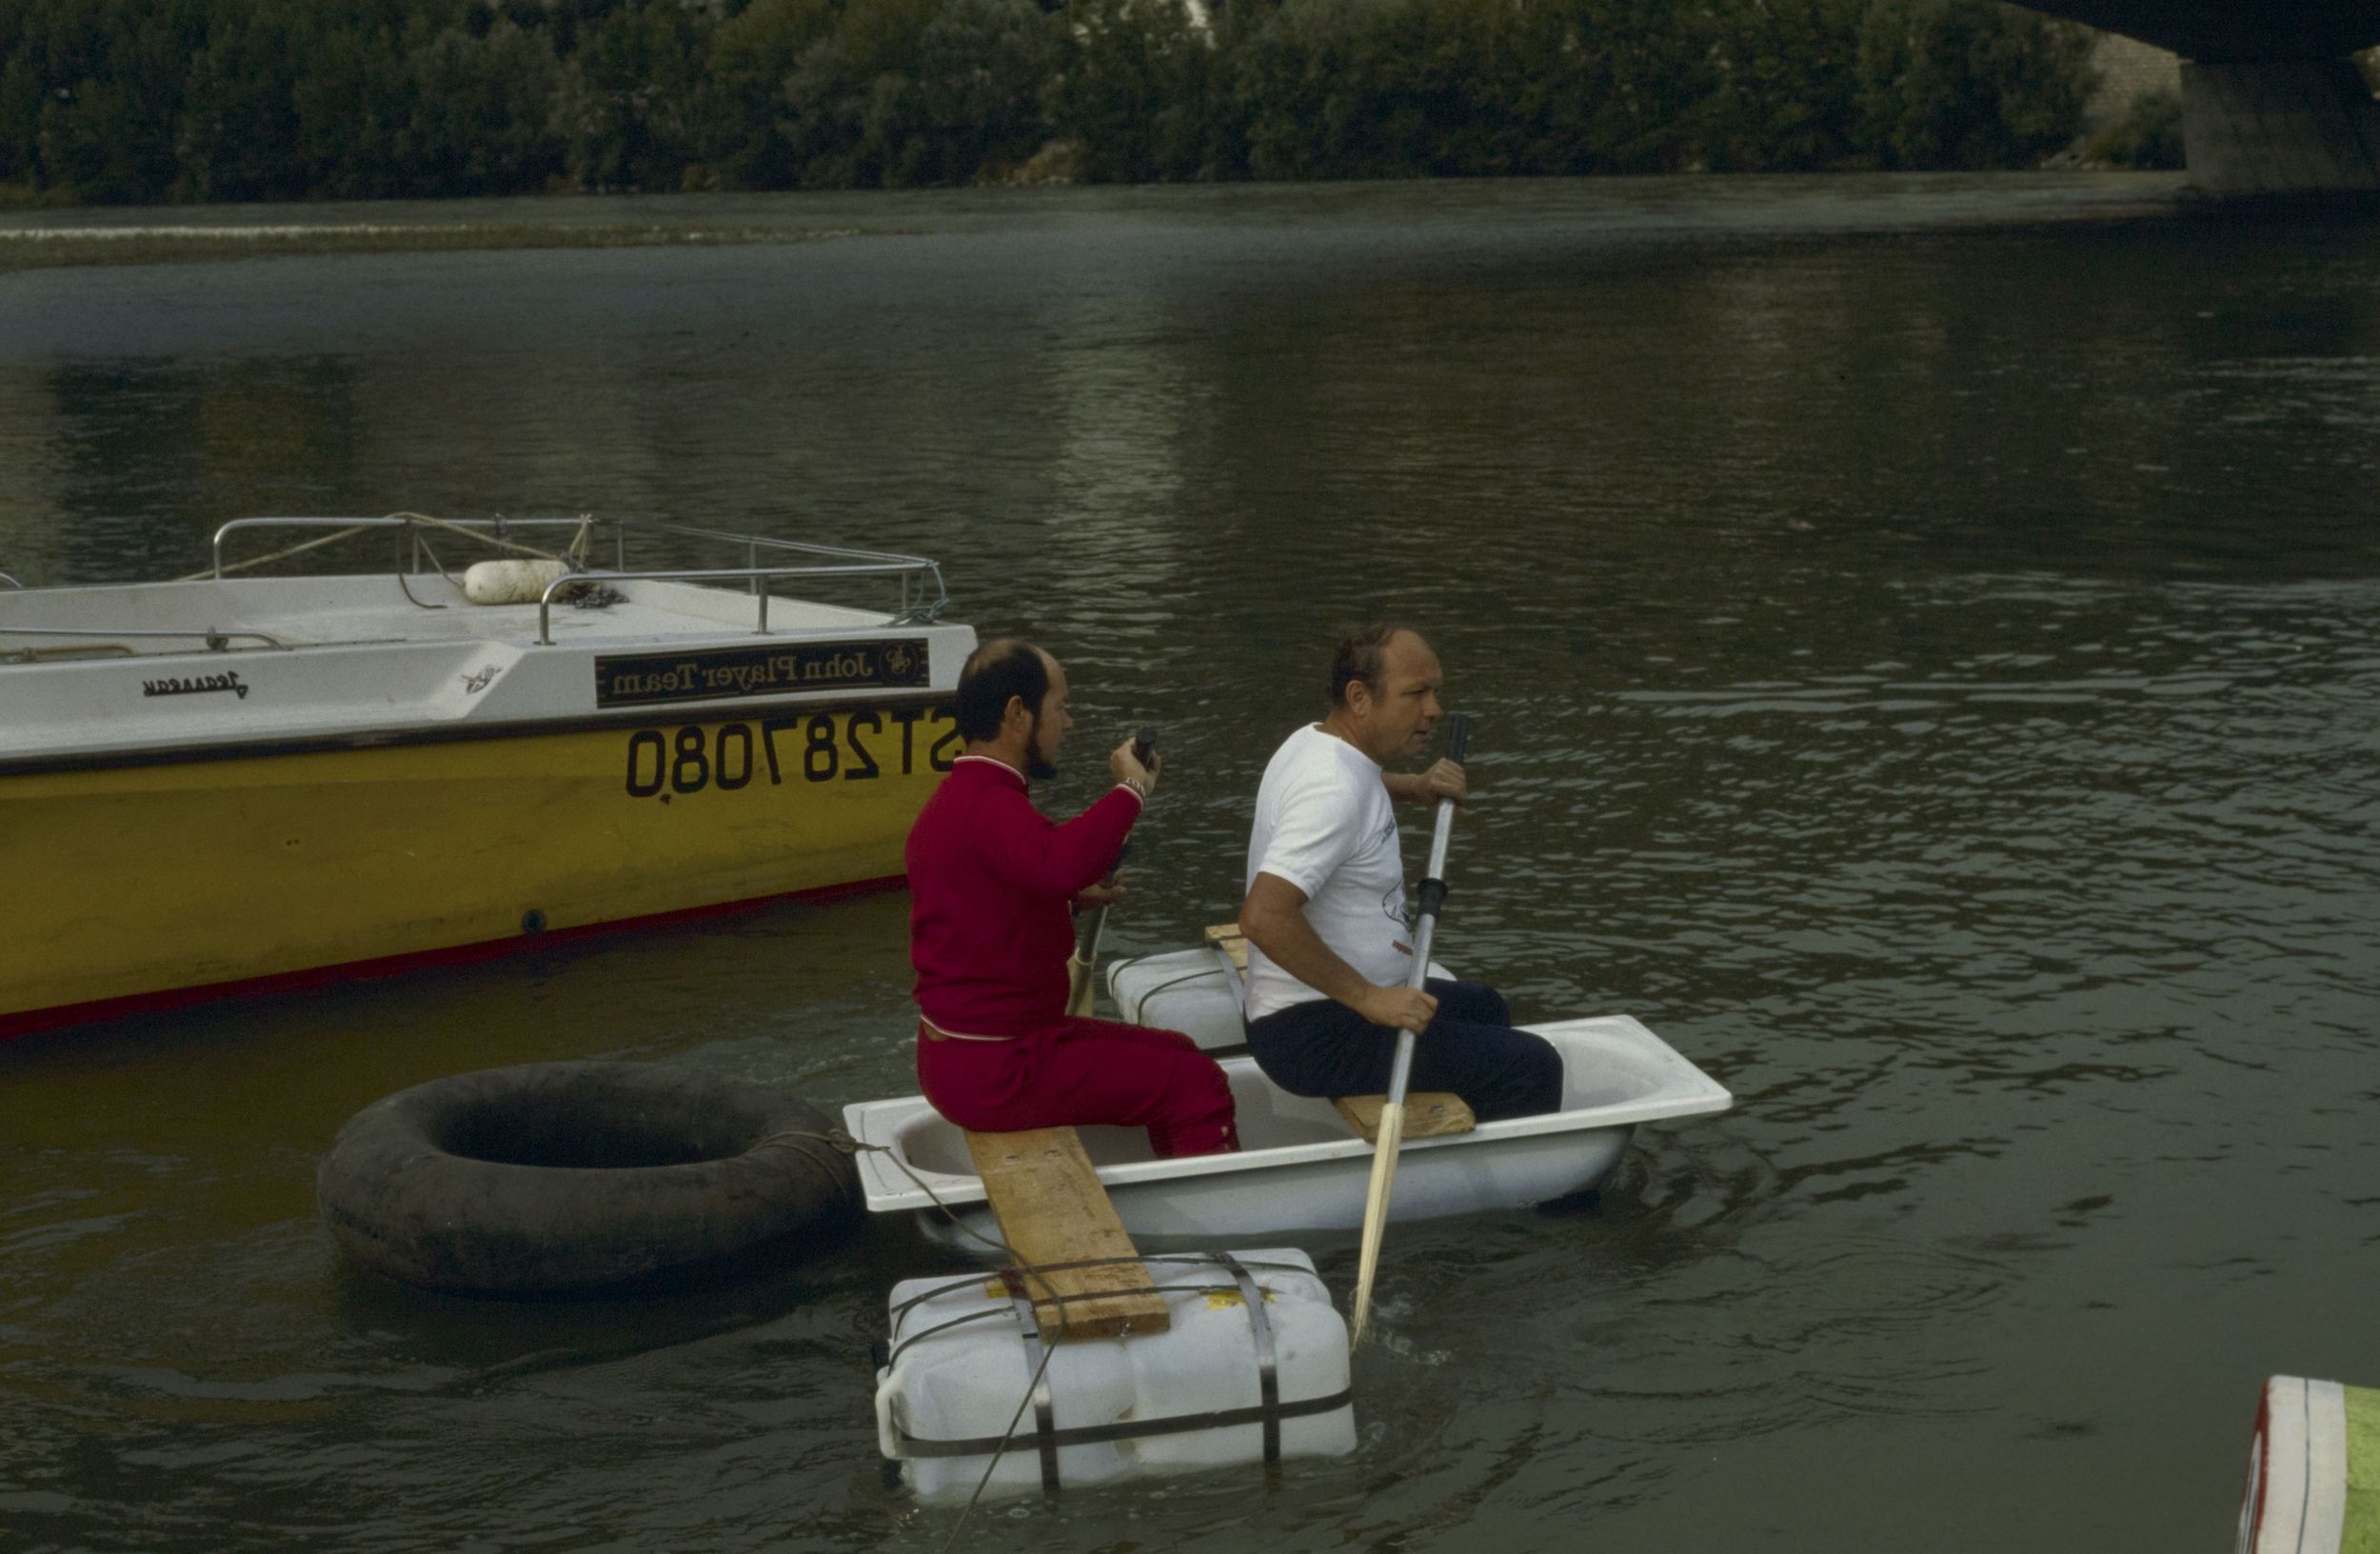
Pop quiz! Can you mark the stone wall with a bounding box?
[2182,57,2380,194]
[2086,32,2181,128]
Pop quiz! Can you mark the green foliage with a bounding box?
[1698,0,1870,172]
[174,2,303,201]
[1856,0,2094,170]
[407,20,566,194]
[0,0,2108,202]
[902,0,1061,181]
[1232,0,1713,180]
[1046,0,1220,182]
[18,0,205,202]
[709,0,838,185]
[553,0,724,190]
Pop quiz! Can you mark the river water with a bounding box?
[3,173,2376,1552]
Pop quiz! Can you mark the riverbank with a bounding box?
[0,171,2195,276]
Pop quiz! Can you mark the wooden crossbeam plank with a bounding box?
[1202,921,1248,975]
[964,1126,1171,1344]
[1334,1092,1476,1143]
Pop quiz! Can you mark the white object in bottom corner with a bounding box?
[875,1246,1355,1502]
[2239,1374,2352,1554]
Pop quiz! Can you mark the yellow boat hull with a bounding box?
[2,700,957,1034]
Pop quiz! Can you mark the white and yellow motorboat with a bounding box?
[0,514,976,1038]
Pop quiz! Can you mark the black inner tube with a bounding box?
[433,1092,756,1170]
[319,1061,855,1295]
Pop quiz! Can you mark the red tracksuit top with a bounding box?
[905,755,1142,1036]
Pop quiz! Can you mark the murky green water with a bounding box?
[5,171,2378,1552]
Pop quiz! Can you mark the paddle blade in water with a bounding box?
[1349,1100,1408,1346]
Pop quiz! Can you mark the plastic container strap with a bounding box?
[1216,1250,1283,1465]
[998,1272,1063,1495]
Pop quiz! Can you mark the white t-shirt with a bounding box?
[1242,723,1412,1021]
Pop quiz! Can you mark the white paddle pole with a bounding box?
[1349,711,1469,1346]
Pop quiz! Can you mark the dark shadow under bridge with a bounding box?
[2023,0,2380,197]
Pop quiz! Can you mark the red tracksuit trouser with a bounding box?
[916,1015,1240,1158]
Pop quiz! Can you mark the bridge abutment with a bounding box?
[2180,57,2380,196]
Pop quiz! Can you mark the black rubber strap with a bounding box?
[1216,1251,1283,1465]
[1000,1270,1061,1495]
[892,1387,1355,1460]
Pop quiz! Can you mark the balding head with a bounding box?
[954,638,1056,742]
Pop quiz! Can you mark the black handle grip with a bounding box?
[1444,712,1471,765]
[1132,726,1159,766]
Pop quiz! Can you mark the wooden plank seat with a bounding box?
[1202,921,1249,975]
[963,1126,1171,1344]
[1332,1093,1476,1143]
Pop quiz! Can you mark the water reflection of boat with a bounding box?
[843,1016,1733,1243]
[0,514,975,1039]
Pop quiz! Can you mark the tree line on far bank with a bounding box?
[0,0,2139,206]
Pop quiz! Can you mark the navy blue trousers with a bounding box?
[1243,979,1564,1123]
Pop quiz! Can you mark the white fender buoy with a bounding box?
[462,558,571,606]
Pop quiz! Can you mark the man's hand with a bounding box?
[1111,736,1160,795]
[1075,878,1126,909]
[1389,760,1465,807]
[1356,983,1438,1033]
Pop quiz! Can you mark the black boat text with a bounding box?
[621,707,957,798]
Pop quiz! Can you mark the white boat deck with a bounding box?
[0,516,968,765]
[0,574,891,657]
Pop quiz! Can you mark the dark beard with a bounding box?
[1025,709,1058,782]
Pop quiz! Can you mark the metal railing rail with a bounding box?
[0,626,288,649]
[0,517,945,657]
[201,513,950,645]
[209,514,600,579]
[534,562,940,646]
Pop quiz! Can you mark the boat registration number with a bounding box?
[623,707,958,798]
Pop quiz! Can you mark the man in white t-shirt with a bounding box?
[1237,624,1562,1121]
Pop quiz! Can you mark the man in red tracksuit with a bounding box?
[905,638,1238,1157]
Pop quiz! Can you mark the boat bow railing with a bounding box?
[205,513,949,645]
[534,561,941,646]
[2,627,288,651]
